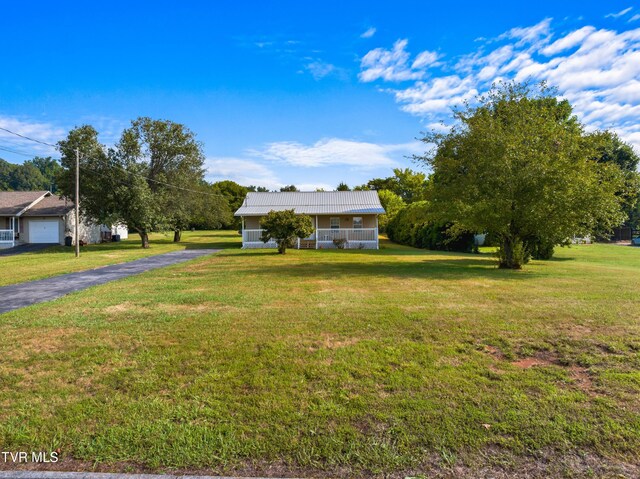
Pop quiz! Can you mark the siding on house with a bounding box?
[243,214,377,229]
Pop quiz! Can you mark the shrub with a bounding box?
[387,202,474,253]
[260,210,314,254]
[333,238,347,249]
[526,238,555,260]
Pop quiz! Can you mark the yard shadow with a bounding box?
[31,231,242,254]
[239,253,543,281]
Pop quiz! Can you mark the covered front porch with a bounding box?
[0,217,18,249]
[241,214,380,250]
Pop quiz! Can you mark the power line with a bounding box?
[0,124,229,198]
[0,126,58,148]
[0,144,59,159]
[78,162,227,198]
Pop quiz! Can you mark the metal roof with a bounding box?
[234,191,385,216]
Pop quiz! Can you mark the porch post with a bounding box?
[376,215,379,250]
[315,215,318,249]
[241,216,245,248]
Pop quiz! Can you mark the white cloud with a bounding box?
[630,14,640,22]
[0,115,64,156]
[297,182,335,191]
[540,26,596,55]
[412,50,440,69]
[252,138,421,169]
[359,39,439,82]
[497,18,553,47]
[359,20,640,152]
[305,60,336,80]
[204,157,281,189]
[360,27,376,39]
[606,7,633,18]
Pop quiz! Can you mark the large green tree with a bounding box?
[589,131,640,231]
[377,189,405,232]
[211,180,249,229]
[58,125,143,241]
[417,82,626,269]
[119,117,205,242]
[362,168,429,203]
[58,119,214,248]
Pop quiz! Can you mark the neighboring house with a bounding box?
[235,191,385,250]
[0,190,128,249]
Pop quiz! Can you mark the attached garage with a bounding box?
[28,219,61,243]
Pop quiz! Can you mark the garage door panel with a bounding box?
[29,220,59,243]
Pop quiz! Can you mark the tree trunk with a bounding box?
[139,230,150,249]
[173,229,182,242]
[498,236,523,269]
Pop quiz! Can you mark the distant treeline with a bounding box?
[0,157,62,192]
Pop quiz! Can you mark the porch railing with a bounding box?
[242,229,277,245]
[241,228,379,249]
[0,229,14,243]
[316,228,377,242]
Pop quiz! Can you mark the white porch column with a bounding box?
[376,215,379,249]
[241,217,245,248]
[315,215,318,249]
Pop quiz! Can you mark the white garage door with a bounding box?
[29,220,60,243]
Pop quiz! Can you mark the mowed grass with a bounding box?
[0,231,639,477]
[0,230,236,287]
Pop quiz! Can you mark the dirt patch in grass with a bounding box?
[569,365,596,393]
[307,334,362,351]
[8,327,82,360]
[105,302,134,314]
[511,357,555,369]
[157,302,241,315]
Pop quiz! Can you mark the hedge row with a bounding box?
[386,201,475,253]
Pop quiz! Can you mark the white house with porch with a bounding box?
[235,191,385,250]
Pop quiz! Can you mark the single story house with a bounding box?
[234,190,385,250]
[0,190,127,249]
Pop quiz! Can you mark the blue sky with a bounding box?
[1,1,639,190]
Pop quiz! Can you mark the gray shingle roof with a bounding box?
[0,191,74,216]
[22,194,74,216]
[0,191,49,215]
[234,191,385,216]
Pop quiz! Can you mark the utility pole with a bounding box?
[75,148,80,258]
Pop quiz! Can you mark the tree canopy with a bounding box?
[0,156,62,192]
[417,82,627,269]
[58,118,212,248]
[361,168,429,203]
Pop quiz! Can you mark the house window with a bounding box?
[353,217,363,229]
[330,217,340,229]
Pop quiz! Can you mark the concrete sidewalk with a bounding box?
[0,472,300,479]
[0,249,219,314]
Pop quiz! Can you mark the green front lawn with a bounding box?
[0,232,639,477]
[0,230,237,287]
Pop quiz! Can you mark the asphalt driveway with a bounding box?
[0,249,219,314]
